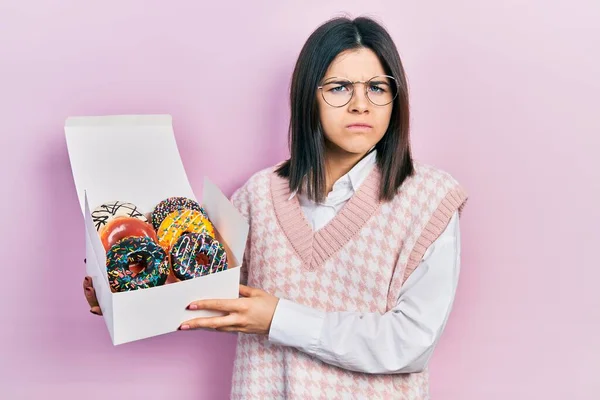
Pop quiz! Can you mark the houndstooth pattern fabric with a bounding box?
[229,161,468,399]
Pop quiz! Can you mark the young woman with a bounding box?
[84,16,467,399]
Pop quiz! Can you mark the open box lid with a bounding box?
[64,114,249,265]
[65,114,195,213]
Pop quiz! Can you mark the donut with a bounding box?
[106,236,169,292]
[92,201,147,232]
[99,216,158,252]
[151,197,207,231]
[165,269,181,284]
[170,232,228,280]
[156,209,215,253]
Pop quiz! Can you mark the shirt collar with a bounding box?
[288,148,377,201]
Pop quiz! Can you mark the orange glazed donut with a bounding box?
[100,217,158,253]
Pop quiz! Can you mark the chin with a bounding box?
[341,147,371,156]
[326,134,379,156]
[339,141,377,156]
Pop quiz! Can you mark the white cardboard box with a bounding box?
[65,114,249,345]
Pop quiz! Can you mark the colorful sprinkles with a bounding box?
[99,196,222,292]
[151,197,207,230]
[170,232,228,280]
[106,236,169,292]
[156,209,215,253]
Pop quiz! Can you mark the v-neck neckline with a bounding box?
[270,166,382,271]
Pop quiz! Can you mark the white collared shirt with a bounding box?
[268,150,461,373]
[289,149,379,231]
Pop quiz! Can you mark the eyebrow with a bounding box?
[369,80,391,85]
[322,76,391,84]
[322,79,352,84]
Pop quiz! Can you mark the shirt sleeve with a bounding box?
[267,211,462,374]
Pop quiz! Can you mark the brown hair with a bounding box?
[276,16,414,202]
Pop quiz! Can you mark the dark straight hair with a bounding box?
[276,16,414,203]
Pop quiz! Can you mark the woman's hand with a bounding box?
[82,259,102,315]
[180,284,279,335]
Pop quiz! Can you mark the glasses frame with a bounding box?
[317,75,399,108]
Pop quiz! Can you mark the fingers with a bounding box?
[83,267,103,315]
[239,284,257,297]
[188,298,246,312]
[215,326,240,334]
[83,276,101,315]
[90,306,103,316]
[180,313,241,331]
[84,285,99,307]
[86,288,102,315]
[85,286,102,315]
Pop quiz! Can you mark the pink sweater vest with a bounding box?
[229,161,468,399]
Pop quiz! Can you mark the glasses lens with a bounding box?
[321,79,353,107]
[366,76,398,106]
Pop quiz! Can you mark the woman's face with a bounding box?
[317,48,394,158]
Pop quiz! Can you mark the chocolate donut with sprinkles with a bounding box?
[106,236,170,292]
[170,232,228,280]
[151,197,207,231]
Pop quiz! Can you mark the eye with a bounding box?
[329,83,351,93]
[368,83,387,93]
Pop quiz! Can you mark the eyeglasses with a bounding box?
[317,75,399,107]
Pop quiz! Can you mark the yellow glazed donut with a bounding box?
[157,209,215,253]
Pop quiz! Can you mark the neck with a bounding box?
[323,146,370,195]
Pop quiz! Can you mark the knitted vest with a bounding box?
[229,161,468,400]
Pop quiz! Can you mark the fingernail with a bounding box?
[85,287,92,295]
[188,304,198,310]
[90,309,99,315]
[84,277,91,285]
[179,325,190,330]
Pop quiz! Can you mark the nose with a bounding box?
[348,83,370,113]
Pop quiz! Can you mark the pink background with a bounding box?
[1,1,598,399]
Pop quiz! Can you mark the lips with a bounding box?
[346,123,373,129]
